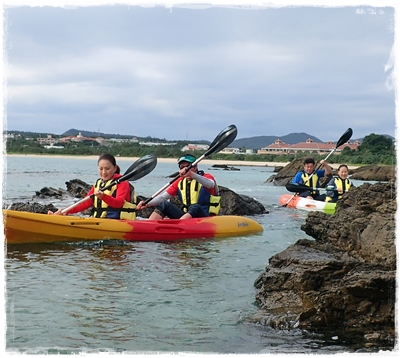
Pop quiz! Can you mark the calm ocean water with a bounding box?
[3,155,369,354]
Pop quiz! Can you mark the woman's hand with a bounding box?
[94,189,104,200]
[47,208,66,216]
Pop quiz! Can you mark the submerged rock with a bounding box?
[253,180,396,349]
[211,164,240,171]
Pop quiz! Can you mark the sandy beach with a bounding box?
[4,154,360,169]
[4,154,288,167]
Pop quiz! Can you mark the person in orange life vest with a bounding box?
[48,153,136,219]
[325,164,354,203]
[291,157,332,201]
[136,154,220,220]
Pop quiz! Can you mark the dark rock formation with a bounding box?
[34,187,64,198]
[218,186,267,216]
[7,202,59,214]
[211,164,240,171]
[350,165,395,182]
[253,181,396,349]
[265,158,304,186]
[65,179,92,198]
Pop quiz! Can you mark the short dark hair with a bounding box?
[303,158,315,165]
[338,164,349,171]
[98,153,120,174]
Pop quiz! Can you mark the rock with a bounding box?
[65,179,92,198]
[218,186,268,216]
[253,180,396,349]
[350,165,395,181]
[7,202,59,214]
[212,164,240,171]
[265,158,304,186]
[301,181,396,268]
[34,187,65,198]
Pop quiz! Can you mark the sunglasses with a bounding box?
[179,164,191,170]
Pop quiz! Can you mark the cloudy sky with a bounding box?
[1,0,397,143]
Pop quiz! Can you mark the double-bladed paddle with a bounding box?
[282,128,353,207]
[61,153,157,214]
[285,183,348,194]
[142,124,238,206]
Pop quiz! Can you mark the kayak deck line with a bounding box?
[3,209,263,245]
[70,221,101,226]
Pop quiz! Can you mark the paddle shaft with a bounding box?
[287,185,348,193]
[61,178,122,214]
[142,124,237,206]
[142,153,207,205]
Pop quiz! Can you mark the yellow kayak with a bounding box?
[3,209,263,245]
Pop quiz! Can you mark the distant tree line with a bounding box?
[4,133,395,166]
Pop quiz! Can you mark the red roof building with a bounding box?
[257,138,360,155]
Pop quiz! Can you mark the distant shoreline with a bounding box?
[4,154,361,169]
[4,153,288,167]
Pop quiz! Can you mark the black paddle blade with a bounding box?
[336,128,353,148]
[285,183,310,193]
[205,124,238,157]
[121,154,157,182]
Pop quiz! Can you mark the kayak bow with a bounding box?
[279,194,336,215]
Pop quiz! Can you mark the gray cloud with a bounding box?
[3,3,396,142]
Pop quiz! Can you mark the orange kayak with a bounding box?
[279,194,336,215]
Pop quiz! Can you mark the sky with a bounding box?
[0,0,398,143]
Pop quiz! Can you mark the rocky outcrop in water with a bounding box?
[7,202,59,214]
[253,180,396,349]
[211,164,240,171]
[350,165,395,181]
[6,180,268,217]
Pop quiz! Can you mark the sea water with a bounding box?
[3,155,371,354]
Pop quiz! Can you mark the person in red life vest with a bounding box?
[325,164,354,203]
[48,153,136,219]
[137,154,221,220]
